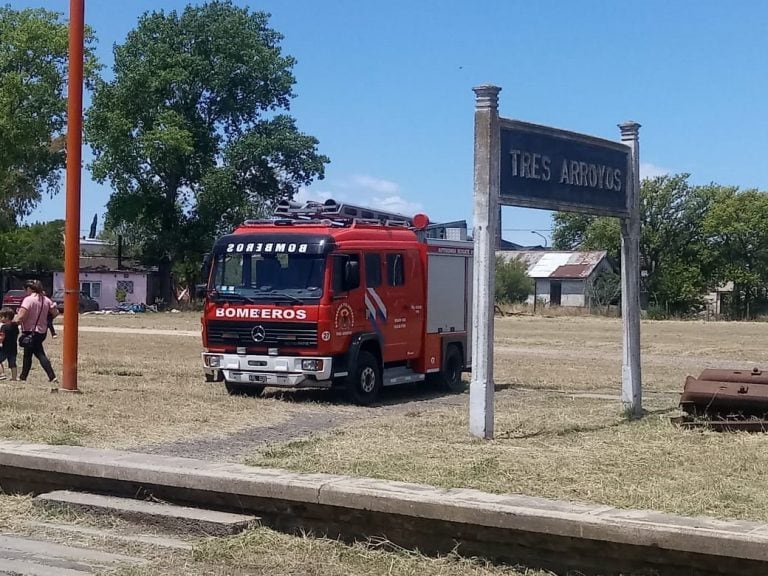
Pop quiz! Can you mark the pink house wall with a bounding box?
[53,271,149,310]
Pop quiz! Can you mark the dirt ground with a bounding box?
[64,310,202,331]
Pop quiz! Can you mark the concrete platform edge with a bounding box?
[0,441,766,575]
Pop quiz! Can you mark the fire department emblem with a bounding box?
[334,303,354,332]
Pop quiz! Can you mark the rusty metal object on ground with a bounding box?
[680,367,768,415]
[677,367,768,431]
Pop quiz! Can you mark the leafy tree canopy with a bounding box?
[703,188,768,317]
[0,5,98,228]
[552,174,733,314]
[0,220,64,271]
[85,0,330,299]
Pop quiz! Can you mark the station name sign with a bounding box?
[499,119,630,218]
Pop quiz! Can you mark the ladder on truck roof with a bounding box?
[273,199,414,226]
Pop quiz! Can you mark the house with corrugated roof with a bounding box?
[496,250,613,307]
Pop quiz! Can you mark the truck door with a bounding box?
[330,252,364,345]
[374,250,424,362]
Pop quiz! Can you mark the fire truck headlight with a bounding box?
[206,355,222,368]
[301,359,324,372]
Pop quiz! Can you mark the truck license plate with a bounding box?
[248,374,266,383]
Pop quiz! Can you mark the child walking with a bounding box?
[0,307,19,381]
[42,291,57,338]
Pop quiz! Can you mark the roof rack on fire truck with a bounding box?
[272,199,414,227]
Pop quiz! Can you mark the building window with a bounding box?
[116,280,134,294]
[387,253,405,287]
[81,281,101,299]
[365,253,382,287]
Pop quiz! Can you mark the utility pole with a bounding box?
[62,0,85,392]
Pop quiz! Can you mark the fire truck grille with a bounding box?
[207,321,318,348]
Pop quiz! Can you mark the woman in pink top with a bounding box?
[13,280,58,383]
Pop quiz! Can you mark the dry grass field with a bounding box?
[0,325,340,449]
[251,316,768,523]
[6,313,768,526]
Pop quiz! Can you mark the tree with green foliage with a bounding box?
[495,255,533,304]
[552,212,620,261]
[588,269,621,314]
[0,6,98,228]
[703,188,768,319]
[86,1,330,302]
[0,220,64,271]
[552,174,727,315]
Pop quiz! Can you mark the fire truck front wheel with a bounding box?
[225,381,265,397]
[346,351,382,405]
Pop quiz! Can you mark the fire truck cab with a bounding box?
[201,199,473,405]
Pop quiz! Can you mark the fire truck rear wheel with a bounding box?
[225,381,265,397]
[439,346,464,392]
[346,350,382,405]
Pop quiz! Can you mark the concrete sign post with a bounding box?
[619,122,642,417]
[469,85,501,440]
[470,84,642,439]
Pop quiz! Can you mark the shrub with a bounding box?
[495,255,533,304]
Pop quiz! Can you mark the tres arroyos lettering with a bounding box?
[510,149,622,191]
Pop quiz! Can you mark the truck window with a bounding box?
[387,253,405,287]
[215,254,245,287]
[212,252,325,297]
[365,253,382,287]
[332,253,360,292]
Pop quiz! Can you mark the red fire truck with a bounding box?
[200,199,473,404]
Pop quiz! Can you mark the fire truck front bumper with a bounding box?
[202,353,334,388]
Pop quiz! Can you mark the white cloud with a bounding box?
[348,175,400,195]
[292,187,333,205]
[639,162,670,179]
[293,174,422,218]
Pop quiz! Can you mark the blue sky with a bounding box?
[16,0,768,245]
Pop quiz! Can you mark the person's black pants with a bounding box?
[19,332,56,381]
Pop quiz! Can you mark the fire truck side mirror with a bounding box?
[344,261,360,291]
[201,253,212,281]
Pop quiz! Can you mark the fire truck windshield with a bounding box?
[210,251,325,301]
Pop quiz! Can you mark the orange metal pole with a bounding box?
[62,0,85,392]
